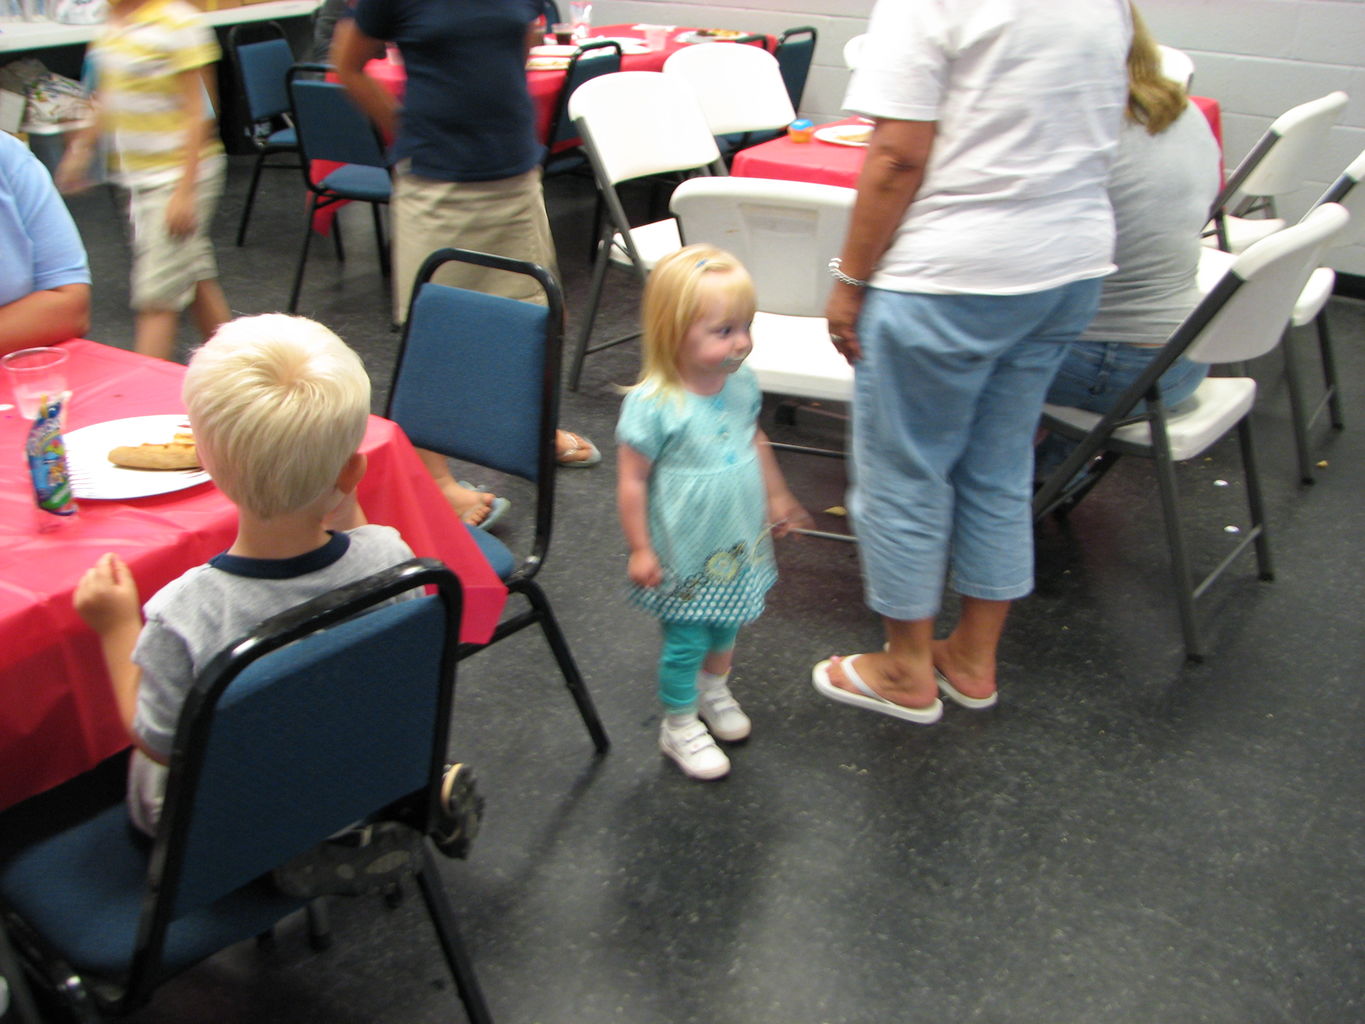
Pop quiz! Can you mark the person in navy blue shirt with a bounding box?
[334,0,601,526]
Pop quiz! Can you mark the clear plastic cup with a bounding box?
[569,0,592,39]
[3,347,69,421]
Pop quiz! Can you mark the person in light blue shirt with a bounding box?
[0,131,90,354]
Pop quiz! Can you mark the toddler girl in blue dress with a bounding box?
[617,245,811,780]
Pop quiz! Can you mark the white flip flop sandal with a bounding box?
[811,655,942,725]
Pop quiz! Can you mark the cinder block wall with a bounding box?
[594,0,1363,276]
[1141,0,1362,275]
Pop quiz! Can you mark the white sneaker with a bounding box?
[697,684,751,741]
[660,719,730,780]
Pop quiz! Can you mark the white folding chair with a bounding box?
[663,43,795,158]
[842,33,866,70]
[1035,203,1349,661]
[567,71,725,390]
[1198,146,1364,482]
[670,175,857,540]
[1157,44,1195,89]
[1205,91,1347,253]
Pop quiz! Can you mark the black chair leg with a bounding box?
[1281,326,1317,484]
[1150,430,1202,661]
[332,216,346,263]
[1236,416,1274,582]
[0,925,43,1024]
[288,198,319,314]
[371,202,390,278]
[516,580,610,753]
[414,847,493,1024]
[568,224,613,390]
[236,149,269,247]
[1316,309,1343,430]
[306,898,333,951]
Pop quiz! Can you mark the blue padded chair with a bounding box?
[285,63,392,315]
[385,249,610,755]
[0,559,493,1023]
[775,26,817,111]
[227,23,301,247]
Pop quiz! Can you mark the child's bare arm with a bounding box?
[55,114,102,194]
[756,429,813,537]
[164,66,213,238]
[618,443,663,588]
[333,19,399,140]
[74,553,144,738]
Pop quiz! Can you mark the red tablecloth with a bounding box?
[732,98,1225,189]
[0,340,507,809]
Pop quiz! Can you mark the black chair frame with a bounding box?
[386,249,610,754]
[543,39,623,176]
[0,559,493,1022]
[285,62,391,315]
[226,22,302,247]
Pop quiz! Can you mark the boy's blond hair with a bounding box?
[183,314,370,519]
[635,244,756,399]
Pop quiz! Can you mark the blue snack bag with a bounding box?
[26,393,78,521]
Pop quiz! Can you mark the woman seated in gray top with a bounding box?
[1038,6,1220,473]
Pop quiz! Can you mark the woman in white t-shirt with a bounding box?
[1037,10,1221,476]
[812,0,1130,723]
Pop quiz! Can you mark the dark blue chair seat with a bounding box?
[1,802,304,978]
[463,522,516,580]
[286,63,393,314]
[265,125,297,149]
[318,164,392,202]
[228,24,303,247]
[0,561,492,1023]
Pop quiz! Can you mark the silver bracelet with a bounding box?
[827,257,869,289]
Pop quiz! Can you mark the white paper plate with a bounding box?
[675,29,751,45]
[62,414,212,500]
[814,124,873,147]
[527,55,572,70]
[530,44,578,57]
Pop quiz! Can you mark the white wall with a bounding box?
[594,0,1364,275]
[1140,0,1364,275]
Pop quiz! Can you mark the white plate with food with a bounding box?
[814,124,873,147]
[675,29,751,45]
[62,414,211,500]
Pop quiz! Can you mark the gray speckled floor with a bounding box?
[48,152,1365,1024]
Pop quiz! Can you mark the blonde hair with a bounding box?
[1126,3,1187,135]
[183,314,371,519]
[635,243,756,399]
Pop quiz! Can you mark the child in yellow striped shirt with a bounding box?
[57,0,231,360]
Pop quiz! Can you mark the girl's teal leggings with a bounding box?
[658,621,740,711]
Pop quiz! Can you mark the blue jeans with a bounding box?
[1036,341,1210,476]
[850,280,1103,621]
[658,621,740,711]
